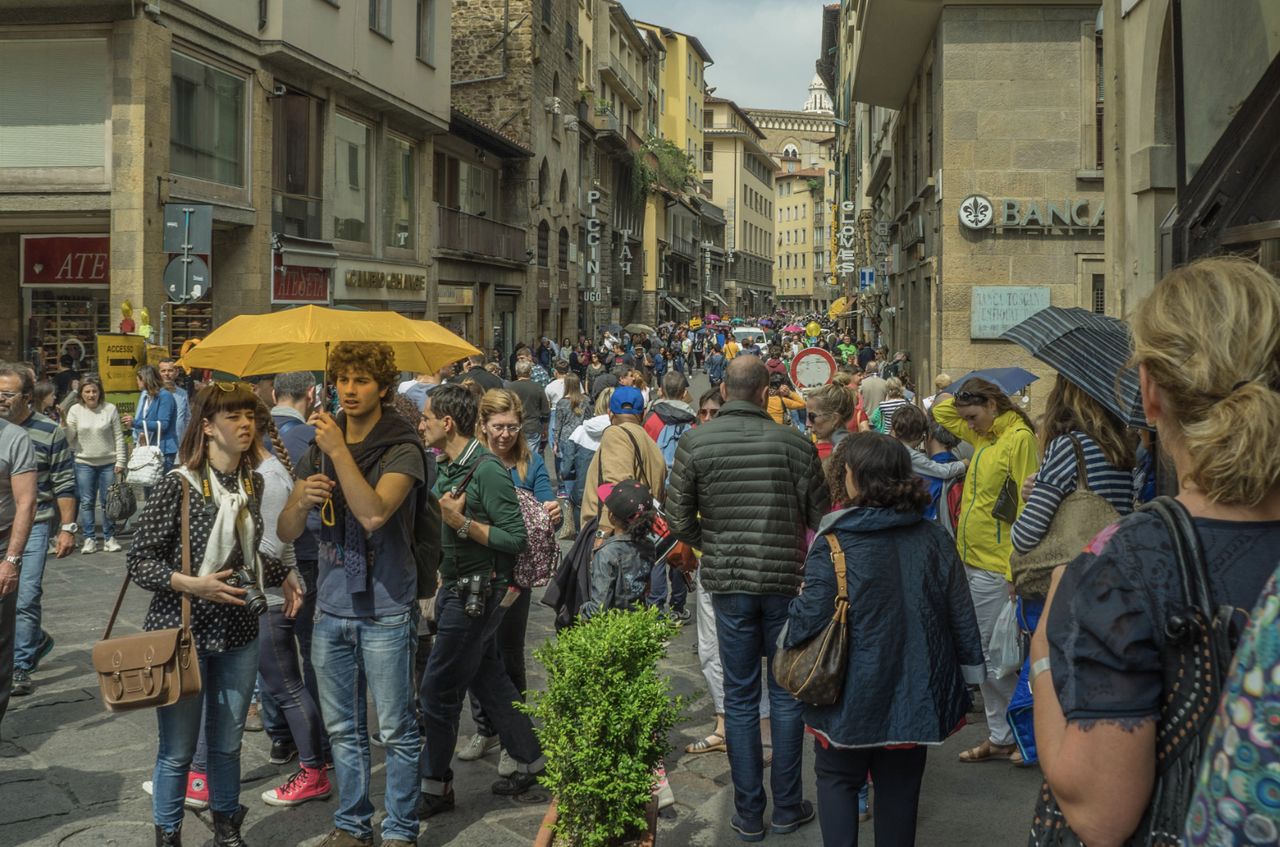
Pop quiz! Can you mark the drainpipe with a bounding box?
[454,0,527,87]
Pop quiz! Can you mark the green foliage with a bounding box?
[631,137,698,197]
[520,608,684,847]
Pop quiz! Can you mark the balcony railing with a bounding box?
[436,205,527,263]
[600,54,642,108]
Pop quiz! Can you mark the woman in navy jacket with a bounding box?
[785,432,985,847]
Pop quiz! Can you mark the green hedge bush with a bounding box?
[521,607,683,847]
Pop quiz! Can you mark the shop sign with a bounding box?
[971,286,1051,339]
[344,268,425,291]
[836,201,858,278]
[273,267,330,304]
[586,190,603,289]
[437,285,475,308]
[959,195,1104,232]
[97,334,147,394]
[20,235,110,286]
[618,229,634,276]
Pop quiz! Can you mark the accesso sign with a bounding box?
[958,195,1103,232]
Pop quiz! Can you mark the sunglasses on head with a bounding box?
[954,390,984,404]
[212,380,251,393]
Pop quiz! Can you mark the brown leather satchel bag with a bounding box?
[93,478,201,712]
[772,533,850,706]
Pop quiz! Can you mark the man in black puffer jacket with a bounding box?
[666,356,828,840]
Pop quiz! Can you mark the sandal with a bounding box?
[685,732,726,754]
[958,740,1017,763]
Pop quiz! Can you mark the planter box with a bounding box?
[533,798,658,847]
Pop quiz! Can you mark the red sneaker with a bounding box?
[260,765,331,807]
[186,771,210,810]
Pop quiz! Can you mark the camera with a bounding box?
[226,568,268,617]
[457,573,490,618]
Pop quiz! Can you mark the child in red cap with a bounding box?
[579,479,657,620]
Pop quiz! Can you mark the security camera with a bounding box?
[271,84,287,97]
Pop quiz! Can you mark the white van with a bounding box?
[732,326,768,346]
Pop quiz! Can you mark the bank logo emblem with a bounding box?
[959,195,994,230]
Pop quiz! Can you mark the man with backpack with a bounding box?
[641,374,695,620]
[279,344,427,847]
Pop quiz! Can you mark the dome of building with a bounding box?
[804,73,834,114]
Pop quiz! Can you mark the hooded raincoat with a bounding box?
[931,397,1039,578]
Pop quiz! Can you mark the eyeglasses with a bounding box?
[487,423,521,434]
[954,391,983,405]
[0,391,21,401]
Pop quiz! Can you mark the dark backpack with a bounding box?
[381,447,442,600]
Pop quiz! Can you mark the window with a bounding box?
[537,158,549,205]
[541,0,552,26]
[383,135,414,249]
[416,0,435,63]
[703,109,713,128]
[1094,21,1104,170]
[558,227,570,270]
[333,113,370,241]
[369,0,392,37]
[703,142,713,171]
[566,22,575,55]
[272,91,323,238]
[558,171,568,204]
[537,221,550,267]
[171,52,245,186]
[0,38,109,170]
[1092,274,1105,314]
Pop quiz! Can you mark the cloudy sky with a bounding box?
[621,0,828,111]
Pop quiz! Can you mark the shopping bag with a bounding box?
[990,599,1022,679]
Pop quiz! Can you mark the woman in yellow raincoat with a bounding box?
[932,378,1039,764]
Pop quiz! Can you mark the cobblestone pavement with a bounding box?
[1,372,1042,845]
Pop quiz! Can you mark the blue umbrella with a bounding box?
[1001,306,1148,428]
[945,367,1039,395]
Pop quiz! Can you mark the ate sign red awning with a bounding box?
[21,235,110,287]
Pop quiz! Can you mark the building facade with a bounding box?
[0,0,450,369]
[703,97,776,317]
[825,1,1105,405]
[1103,0,1280,304]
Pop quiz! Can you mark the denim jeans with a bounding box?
[470,587,532,737]
[75,462,117,540]
[646,562,688,612]
[712,592,806,826]
[258,608,327,767]
[313,609,420,843]
[419,587,543,795]
[152,640,259,832]
[13,520,51,672]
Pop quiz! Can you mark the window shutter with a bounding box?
[0,39,108,168]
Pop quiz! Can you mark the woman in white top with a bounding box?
[63,376,126,553]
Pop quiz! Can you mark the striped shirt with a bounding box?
[1011,431,1135,554]
[874,397,909,433]
[19,411,76,523]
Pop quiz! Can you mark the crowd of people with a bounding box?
[0,256,1277,847]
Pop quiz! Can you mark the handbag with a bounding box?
[104,479,137,523]
[92,477,201,712]
[1011,434,1121,599]
[992,474,1020,525]
[127,402,164,488]
[772,533,849,706]
[1028,496,1232,847]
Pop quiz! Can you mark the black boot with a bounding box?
[211,804,249,847]
[154,824,182,847]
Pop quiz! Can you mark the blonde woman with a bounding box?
[1030,257,1280,845]
[64,376,126,552]
[869,377,908,434]
[457,389,560,774]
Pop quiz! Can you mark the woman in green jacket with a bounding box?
[932,379,1039,764]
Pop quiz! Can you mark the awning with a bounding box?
[662,294,691,313]
[274,234,339,269]
[704,291,729,307]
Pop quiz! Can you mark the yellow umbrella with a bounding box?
[827,297,848,320]
[179,305,481,377]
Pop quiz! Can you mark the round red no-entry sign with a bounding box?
[790,347,837,391]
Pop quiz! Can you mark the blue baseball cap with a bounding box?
[609,386,646,415]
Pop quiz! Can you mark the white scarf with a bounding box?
[174,466,259,578]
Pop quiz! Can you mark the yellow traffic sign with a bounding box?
[97,334,146,393]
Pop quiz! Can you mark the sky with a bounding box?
[620,0,829,111]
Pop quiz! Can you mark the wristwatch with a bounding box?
[456,517,473,539]
[60,522,79,534]
[3,553,21,569]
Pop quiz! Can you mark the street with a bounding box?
[0,373,1042,847]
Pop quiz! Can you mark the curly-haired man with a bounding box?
[280,342,429,847]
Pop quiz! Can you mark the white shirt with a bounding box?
[545,378,567,408]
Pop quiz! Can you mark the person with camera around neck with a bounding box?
[416,383,547,816]
[279,342,425,847]
[127,382,295,847]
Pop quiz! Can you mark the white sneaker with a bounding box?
[457,733,500,761]
[102,538,122,553]
[497,748,517,778]
[81,538,97,554]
